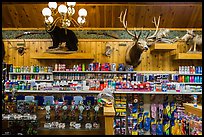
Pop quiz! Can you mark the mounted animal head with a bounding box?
[119,9,161,67]
[181,29,202,52]
[181,29,195,42]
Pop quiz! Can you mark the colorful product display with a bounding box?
[114,94,202,135]
[179,66,202,74]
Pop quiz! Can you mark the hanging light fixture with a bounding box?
[42,2,87,29]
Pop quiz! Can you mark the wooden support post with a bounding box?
[103,106,115,135]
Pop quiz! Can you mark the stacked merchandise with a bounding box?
[2,62,10,113]
[2,97,38,135]
[2,94,103,135]
[5,64,202,94]
[113,94,202,135]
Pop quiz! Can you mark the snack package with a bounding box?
[156,120,163,135]
[170,101,177,121]
[163,120,170,135]
[158,104,163,120]
[163,102,171,120]
[143,112,151,131]
[138,112,144,129]
[151,119,157,135]
[151,104,157,119]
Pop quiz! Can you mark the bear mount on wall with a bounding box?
[45,24,79,52]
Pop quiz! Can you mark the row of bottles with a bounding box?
[179,66,202,74]
[9,65,53,73]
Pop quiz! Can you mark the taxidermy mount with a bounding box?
[46,24,78,51]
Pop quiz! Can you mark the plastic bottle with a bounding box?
[10,65,13,72]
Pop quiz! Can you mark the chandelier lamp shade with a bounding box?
[42,2,87,29]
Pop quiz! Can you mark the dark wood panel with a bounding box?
[2,3,202,28]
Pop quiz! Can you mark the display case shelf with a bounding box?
[172,53,202,60]
[9,72,53,75]
[31,53,94,60]
[53,71,178,74]
[150,43,177,53]
[4,90,102,94]
[4,90,202,95]
[178,73,202,76]
[9,80,53,82]
[114,90,202,94]
[179,82,202,85]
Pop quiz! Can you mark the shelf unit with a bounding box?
[172,53,202,60]
[9,72,53,75]
[53,71,178,74]
[8,72,54,82]
[178,73,202,76]
[4,90,202,95]
[31,53,94,60]
[13,80,53,82]
[179,82,202,85]
[150,43,177,53]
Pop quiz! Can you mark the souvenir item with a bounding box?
[93,105,100,128]
[61,104,68,123]
[54,101,60,121]
[45,105,51,122]
[73,96,84,123]
[78,101,85,122]
[69,100,76,128]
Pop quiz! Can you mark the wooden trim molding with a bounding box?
[2,28,202,31]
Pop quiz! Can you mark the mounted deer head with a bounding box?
[119,9,160,67]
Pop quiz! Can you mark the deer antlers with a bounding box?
[119,9,139,40]
[119,8,161,42]
[147,16,161,39]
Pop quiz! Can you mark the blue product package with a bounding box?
[143,112,151,131]
[200,66,202,74]
[64,96,73,105]
[199,76,202,83]
[16,95,25,100]
[85,96,95,105]
[25,96,34,102]
[151,119,156,135]
[44,96,54,105]
[73,96,83,105]
[156,122,163,135]
[138,113,143,129]
[35,96,44,106]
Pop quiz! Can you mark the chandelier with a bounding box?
[42,2,87,29]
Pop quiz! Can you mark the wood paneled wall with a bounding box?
[2,2,202,28]
[3,39,202,71]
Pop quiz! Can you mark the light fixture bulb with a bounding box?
[77,16,86,24]
[42,8,52,17]
[48,2,57,9]
[67,2,76,7]
[67,7,75,16]
[58,4,68,14]
[48,16,54,23]
[78,8,87,17]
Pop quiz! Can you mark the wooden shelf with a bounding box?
[150,43,177,52]
[31,53,94,60]
[183,103,202,117]
[172,53,202,60]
